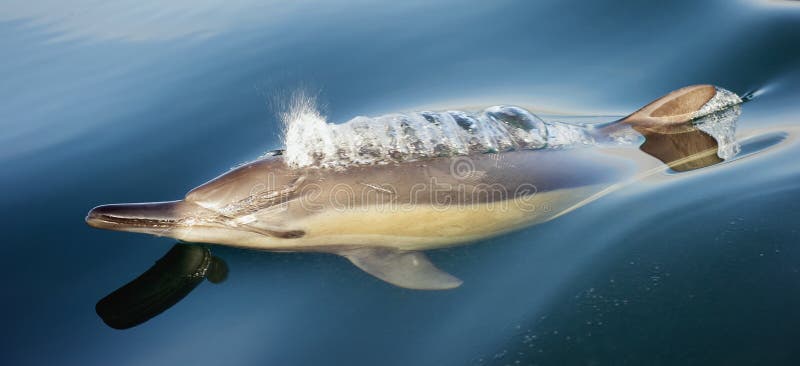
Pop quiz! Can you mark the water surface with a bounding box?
[2,0,800,365]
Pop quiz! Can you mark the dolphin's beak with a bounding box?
[87,199,304,241]
[86,201,193,235]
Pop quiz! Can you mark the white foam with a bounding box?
[694,87,742,120]
[695,104,742,160]
[280,101,606,169]
[279,87,743,169]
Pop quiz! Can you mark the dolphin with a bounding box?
[87,85,743,290]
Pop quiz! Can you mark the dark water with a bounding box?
[2,1,800,365]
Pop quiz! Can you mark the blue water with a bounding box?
[2,1,800,365]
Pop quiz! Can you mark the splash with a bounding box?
[695,104,741,160]
[280,91,331,168]
[691,87,742,160]
[279,87,743,169]
[281,96,597,169]
[693,87,742,120]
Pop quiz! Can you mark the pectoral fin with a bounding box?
[341,248,462,290]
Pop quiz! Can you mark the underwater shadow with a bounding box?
[96,243,228,329]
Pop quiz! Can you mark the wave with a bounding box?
[280,96,597,169]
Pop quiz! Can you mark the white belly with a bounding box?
[287,185,602,251]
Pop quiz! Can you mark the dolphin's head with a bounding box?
[86,152,307,248]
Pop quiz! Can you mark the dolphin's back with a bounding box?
[282,105,602,170]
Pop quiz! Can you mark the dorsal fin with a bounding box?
[606,85,743,171]
[619,84,742,132]
[621,85,717,130]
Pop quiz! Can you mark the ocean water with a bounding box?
[2,1,800,365]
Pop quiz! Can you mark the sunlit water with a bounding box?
[2,1,800,365]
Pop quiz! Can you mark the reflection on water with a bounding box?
[3,0,800,365]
